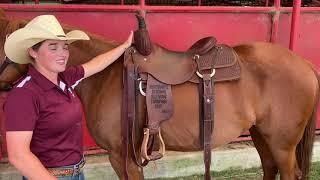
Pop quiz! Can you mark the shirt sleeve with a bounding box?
[61,65,85,88]
[4,88,39,131]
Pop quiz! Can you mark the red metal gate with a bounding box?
[0,0,319,159]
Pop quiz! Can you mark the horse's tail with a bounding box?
[296,68,319,179]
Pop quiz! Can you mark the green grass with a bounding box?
[151,162,320,180]
[309,162,320,180]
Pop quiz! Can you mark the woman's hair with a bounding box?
[28,41,44,62]
[32,41,44,51]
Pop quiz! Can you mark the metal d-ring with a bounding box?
[196,69,216,79]
[138,79,146,96]
[193,54,200,60]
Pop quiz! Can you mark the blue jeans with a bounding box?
[22,159,85,180]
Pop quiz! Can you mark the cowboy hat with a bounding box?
[4,15,90,64]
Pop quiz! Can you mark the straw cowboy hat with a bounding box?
[4,15,90,64]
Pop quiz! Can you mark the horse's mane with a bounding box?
[0,14,26,40]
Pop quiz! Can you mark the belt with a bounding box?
[47,159,85,177]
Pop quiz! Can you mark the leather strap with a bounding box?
[0,57,12,75]
[198,81,204,148]
[122,61,136,180]
[195,48,216,180]
[132,82,150,167]
[202,74,214,180]
[124,49,150,168]
[0,57,26,77]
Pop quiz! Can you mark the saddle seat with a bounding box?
[128,36,240,85]
[129,44,197,85]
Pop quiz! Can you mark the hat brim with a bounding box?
[4,28,90,64]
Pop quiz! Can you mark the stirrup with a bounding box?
[141,128,165,161]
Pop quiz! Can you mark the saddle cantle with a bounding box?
[189,36,217,55]
[189,43,241,83]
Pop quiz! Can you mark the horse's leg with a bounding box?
[249,126,278,180]
[269,147,299,180]
[109,151,144,180]
[255,121,305,180]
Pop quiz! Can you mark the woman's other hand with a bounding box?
[123,31,133,49]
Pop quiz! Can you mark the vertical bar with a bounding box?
[265,0,269,7]
[270,0,281,42]
[0,134,2,162]
[34,0,39,4]
[289,0,301,50]
[121,0,124,5]
[140,0,145,7]
[198,0,201,6]
[138,0,146,25]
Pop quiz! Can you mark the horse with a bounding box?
[0,12,318,180]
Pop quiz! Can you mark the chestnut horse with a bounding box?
[0,12,318,180]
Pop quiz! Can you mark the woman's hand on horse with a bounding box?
[123,31,133,49]
[82,31,134,78]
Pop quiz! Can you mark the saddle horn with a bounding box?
[134,14,152,56]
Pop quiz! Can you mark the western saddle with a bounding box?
[122,15,240,180]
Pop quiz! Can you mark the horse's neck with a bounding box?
[73,34,123,105]
[0,18,26,40]
[68,35,119,66]
[77,58,123,121]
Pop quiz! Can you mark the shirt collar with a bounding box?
[28,65,64,91]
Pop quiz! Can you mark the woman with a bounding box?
[3,14,133,180]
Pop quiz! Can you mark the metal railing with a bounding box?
[4,0,313,7]
[0,0,307,51]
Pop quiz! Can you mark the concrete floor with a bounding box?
[1,141,319,180]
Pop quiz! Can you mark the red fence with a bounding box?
[0,0,319,158]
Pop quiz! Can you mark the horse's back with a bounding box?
[234,41,315,73]
[234,41,318,102]
[161,41,319,151]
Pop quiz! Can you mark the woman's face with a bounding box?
[29,39,69,73]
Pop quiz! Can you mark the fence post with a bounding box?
[289,0,302,50]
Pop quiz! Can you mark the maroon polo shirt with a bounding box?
[4,65,85,168]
